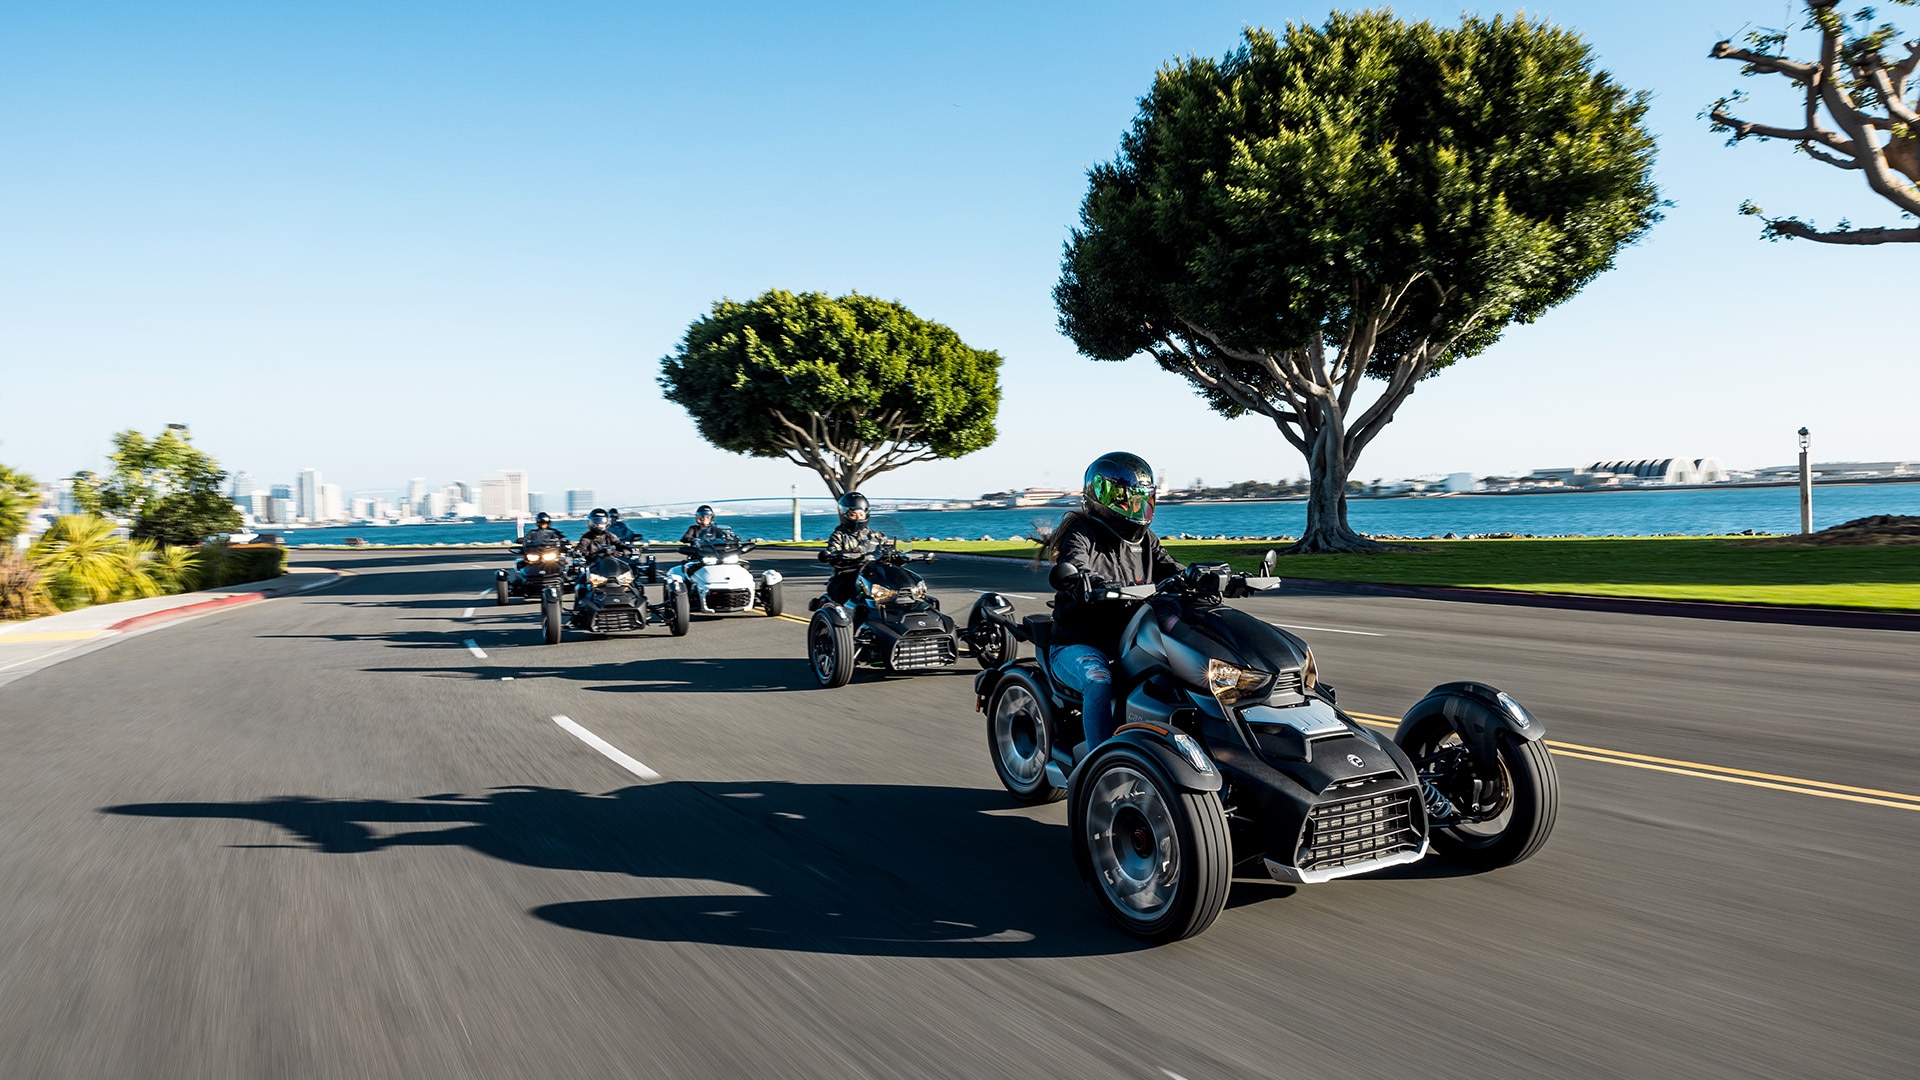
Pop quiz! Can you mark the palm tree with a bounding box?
[148,544,202,594]
[114,538,164,600]
[29,515,137,606]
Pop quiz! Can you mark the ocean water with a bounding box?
[277,482,1920,546]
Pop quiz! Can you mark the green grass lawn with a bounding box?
[902,537,1920,611]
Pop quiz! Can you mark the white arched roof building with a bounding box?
[1585,457,1727,485]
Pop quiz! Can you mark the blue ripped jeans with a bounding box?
[1049,644,1116,749]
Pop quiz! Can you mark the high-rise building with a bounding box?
[501,470,529,518]
[297,469,321,522]
[230,471,256,501]
[479,479,510,519]
[528,492,546,516]
[424,491,450,518]
[443,480,472,505]
[351,496,377,520]
[567,489,596,516]
[320,483,344,523]
[270,484,295,525]
[406,477,427,516]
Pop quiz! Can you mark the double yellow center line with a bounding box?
[1347,711,1920,813]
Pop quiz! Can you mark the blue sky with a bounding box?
[1,1,1913,503]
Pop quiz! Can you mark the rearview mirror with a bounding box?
[1261,549,1277,576]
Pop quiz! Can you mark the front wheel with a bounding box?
[541,592,562,645]
[1073,754,1230,943]
[1403,719,1558,870]
[808,612,855,688]
[988,674,1064,803]
[762,581,784,618]
[667,586,691,636]
[495,576,510,606]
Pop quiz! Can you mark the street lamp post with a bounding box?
[1797,427,1812,535]
[791,485,801,542]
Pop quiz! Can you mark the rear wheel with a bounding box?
[1403,719,1558,870]
[495,576,510,606]
[988,675,1065,803]
[808,612,855,688]
[668,586,691,636]
[762,581,784,618]
[1073,755,1230,943]
[541,591,562,645]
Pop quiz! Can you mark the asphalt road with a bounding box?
[2,547,1915,1079]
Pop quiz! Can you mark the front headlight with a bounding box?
[1206,658,1276,705]
[540,551,558,562]
[701,556,717,566]
[588,572,608,586]
[895,582,926,603]
[1301,645,1318,692]
[721,554,739,564]
[866,583,896,603]
[616,571,634,585]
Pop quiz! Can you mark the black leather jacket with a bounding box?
[1049,515,1181,653]
[573,530,626,562]
[521,527,568,547]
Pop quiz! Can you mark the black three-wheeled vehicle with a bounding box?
[540,547,689,645]
[966,557,1558,942]
[805,530,1016,688]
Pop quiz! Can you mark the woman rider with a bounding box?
[1047,452,1182,754]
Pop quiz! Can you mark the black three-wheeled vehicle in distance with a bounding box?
[496,538,570,605]
[805,525,1017,688]
[965,556,1559,942]
[539,545,689,645]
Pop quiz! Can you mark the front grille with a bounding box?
[587,607,642,633]
[1297,790,1420,872]
[1270,671,1303,697]
[889,631,957,670]
[704,587,753,613]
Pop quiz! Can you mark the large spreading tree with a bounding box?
[76,426,242,547]
[659,290,1001,496]
[1710,0,1919,244]
[1056,13,1661,553]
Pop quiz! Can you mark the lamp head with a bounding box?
[1798,427,1810,450]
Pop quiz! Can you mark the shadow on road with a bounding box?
[104,780,1170,958]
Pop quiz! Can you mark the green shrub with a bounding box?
[195,540,286,588]
[0,554,54,620]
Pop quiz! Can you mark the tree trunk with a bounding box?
[1289,425,1383,554]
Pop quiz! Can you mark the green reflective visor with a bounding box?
[1093,477,1155,522]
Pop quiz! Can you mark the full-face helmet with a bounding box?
[695,504,715,526]
[837,491,869,528]
[607,508,622,522]
[1082,452,1156,541]
[534,512,552,528]
[587,508,609,534]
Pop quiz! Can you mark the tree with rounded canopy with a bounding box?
[659,290,1002,497]
[74,427,243,548]
[1709,0,1919,243]
[1056,13,1661,553]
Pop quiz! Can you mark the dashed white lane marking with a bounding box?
[970,588,1039,600]
[463,639,488,659]
[1162,1071,1191,1080]
[476,587,499,598]
[1270,621,1383,637]
[552,715,660,780]
[461,607,475,618]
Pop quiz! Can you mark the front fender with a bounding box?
[1088,727,1222,794]
[1394,681,1545,777]
[813,604,852,629]
[965,592,1019,633]
[759,569,783,587]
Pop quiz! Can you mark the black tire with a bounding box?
[495,576,510,606]
[762,581,785,618]
[808,611,855,689]
[541,592,562,645]
[987,672,1065,803]
[971,623,1018,670]
[1072,752,1230,943]
[1403,719,1558,870]
[668,586,691,636]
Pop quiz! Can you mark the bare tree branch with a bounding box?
[1765,218,1920,242]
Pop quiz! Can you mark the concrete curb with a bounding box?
[104,570,349,633]
[1279,578,1920,632]
[904,550,1919,632]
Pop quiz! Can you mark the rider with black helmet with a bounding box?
[522,511,567,545]
[607,507,641,544]
[1047,452,1182,753]
[820,491,884,604]
[678,504,718,546]
[573,508,624,561]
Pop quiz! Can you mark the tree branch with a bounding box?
[1764,217,1920,243]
